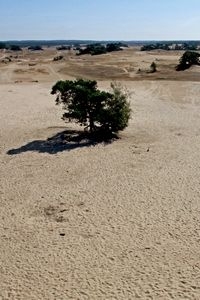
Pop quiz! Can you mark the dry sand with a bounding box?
[1,48,200,299]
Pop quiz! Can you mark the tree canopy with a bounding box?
[141,42,198,52]
[77,42,127,56]
[77,44,107,55]
[176,51,200,71]
[9,45,22,51]
[28,45,43,51]
[51,79,131,134]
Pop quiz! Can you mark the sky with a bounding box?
[0,0,200,41]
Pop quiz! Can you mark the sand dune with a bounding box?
[1,48,200,299]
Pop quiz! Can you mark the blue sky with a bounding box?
[1,0,200,40]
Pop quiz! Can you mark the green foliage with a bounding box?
[0,42,7,49]
[78,44,107,55]
[141,43,170,51]
[9,45,22,51]
[150,62,157,73]
[176,51,200,71]
[77,42,127,56]
[141,42,198,52]
[182,43,197,51]
[28,45,43,51]
[51,79,131,134]
[99,83,131,132]
[56,45,71,51]
[106,43,123,52]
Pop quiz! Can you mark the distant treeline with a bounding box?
[141,42,199,51]
[56,45,71,51]
[77,42,128,56]
[0,41,128,55]
[0,43,44,51]
[28,45,43,51]
[0,43,23,51]
[0,40,77,48]
[0,40,129,48]
[1,39,200,50]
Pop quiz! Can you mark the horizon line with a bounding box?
[1,39,200,42]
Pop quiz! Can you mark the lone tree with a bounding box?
[150,62,157,73]
[176,51,200,71]
[51,79,131,134]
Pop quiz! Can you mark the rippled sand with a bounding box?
[1,48,200,299]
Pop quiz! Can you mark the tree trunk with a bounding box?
[89,115,94,133]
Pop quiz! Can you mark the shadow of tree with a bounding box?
[7,129,118,155]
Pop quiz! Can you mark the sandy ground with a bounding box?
[1,48,200,299]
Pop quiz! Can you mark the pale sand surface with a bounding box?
[1,48,200,299]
